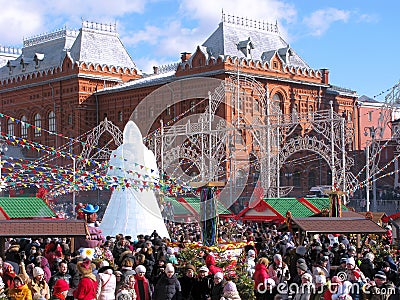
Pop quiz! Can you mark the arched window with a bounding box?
[253,100,260,113]
[21,115,28,138]
[7,119,14,136]
[118,111,123,122]
[272,93,283,114]
[149,106,154,118]
[48,111,56,132]
[68,114,73,125]
[34,113,42,136]
[279,171,285,186]
[293,171,301,187]
[308,171,316,189]
[308,105,313,120]
[292,103,298,122]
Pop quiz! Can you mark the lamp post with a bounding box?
[229,135,235,209]
[364,126,380,212]
[0,142,8,192]
[71,156,76,217]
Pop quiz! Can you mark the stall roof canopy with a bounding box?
[181,197,232,215]
[292,217,386,234]
[304,197,348,212]
[0,197,56,219]
[265,198,315,218]
[0,220,87,237]
[163,196,191,215]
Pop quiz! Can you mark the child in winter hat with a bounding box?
[220,280,241,300]
[52,279,69,300]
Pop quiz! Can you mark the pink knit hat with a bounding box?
[223,281,237,293]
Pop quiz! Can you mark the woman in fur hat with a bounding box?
[73,259,98,300]
[121,257,136,279]
[8,275,32,300]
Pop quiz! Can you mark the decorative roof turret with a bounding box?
[221,10,279,34]
[81,20,117,34]
[23,27,79,48]
[202,11,310,69]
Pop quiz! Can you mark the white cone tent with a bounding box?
[100,121,169,239]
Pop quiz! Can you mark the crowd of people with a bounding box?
[0,220,399,300]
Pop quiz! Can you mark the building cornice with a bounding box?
[0,74,123,94]
[96,69,331,95]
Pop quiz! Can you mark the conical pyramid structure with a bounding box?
[100,121,169,238]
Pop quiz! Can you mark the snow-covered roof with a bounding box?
[0,46,21,68]
[0,21,139,79]
[69,21,137,69]
[98,68,177,93]
[202,14,310,69]
[327,85,357,97]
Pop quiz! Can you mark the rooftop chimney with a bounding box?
[321,68,329,84]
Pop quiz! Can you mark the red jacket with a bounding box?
[73,277,97,300]
[205,255,223,275]
[134,275,151,300]
[253,263,269,290]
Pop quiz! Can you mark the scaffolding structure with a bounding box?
[144,76,354,208]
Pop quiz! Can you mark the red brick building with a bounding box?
[0,16,364,203]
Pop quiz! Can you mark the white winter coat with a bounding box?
[97,269,117,300]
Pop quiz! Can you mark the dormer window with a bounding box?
[286,48,293,63]
[237,37,254,59]
[34,53,44,69]
[20,57,30,72]
[6,61,16,74]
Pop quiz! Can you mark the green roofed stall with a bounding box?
[163,196,192,215]
[265,198,315,218]
[162,196,233,222]
[182,197,232,215]
[0,197,56,219]
[305,197,348,212]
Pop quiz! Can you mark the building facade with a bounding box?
[0,16,368,205]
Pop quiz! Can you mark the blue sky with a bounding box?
[0,0,399,100]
